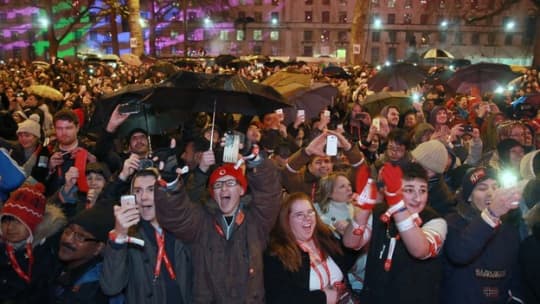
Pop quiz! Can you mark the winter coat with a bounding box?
[428,175,456,216]
[0,204,66,303]
[155,159,281,304]
[100,222,192,304]
[360,204,443,304]
[263,243,358,304]
[442,201,523,304]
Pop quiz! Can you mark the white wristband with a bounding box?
[395,215,416,232]
[481,209,501,228]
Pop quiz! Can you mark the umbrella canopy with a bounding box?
[264,60,287,68]
[322,66,351,78]
[361,91,413,116]
[368,63,427,92]
[149,61,178,76]
[120,53,142,67]
[215,54,237,67]
[230,59,251,69]
[26,85,63,101]
[422,48,454,59]
[262,71,337,124]
[87,84,161,135]
[144,71,290,116]
[447,62,519,94]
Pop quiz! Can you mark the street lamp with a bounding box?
[204,16,212,27]
[38,17,49,28]
[505,20,515,31]
[440,20,448,28]
[271,17,278,25]
[373,17,382,29]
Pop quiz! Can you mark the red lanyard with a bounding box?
[299,241,331,290]
[6,242,33,283]
[153,230,176,281]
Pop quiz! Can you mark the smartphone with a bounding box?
[326,135,338,156]
[118,103,141,115]
[120,195,136,207]
[297,109,305,122]
[372,118,381,131]
[223,133,241,163]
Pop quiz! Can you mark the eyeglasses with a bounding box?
[62,225,99,243]
[291,209,316,221]
[212,179,238,189]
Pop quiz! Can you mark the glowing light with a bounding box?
[204,16,212,26]
[449,65,455,70]
[505,21,515,31]
[139,18,148,28]
[376,65,381,70]
[373,18,382,29]
[440,20,448,28]
[271,17,278,25]
[495,86,504,94]
[384,61,391,66]
[39,17,49,28]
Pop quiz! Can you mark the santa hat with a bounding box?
[0,183,46,241]
[208,164,247,198]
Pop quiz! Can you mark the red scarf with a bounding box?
[5,242,33,283]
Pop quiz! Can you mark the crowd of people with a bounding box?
[0,56,539,304]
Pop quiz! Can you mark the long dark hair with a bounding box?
[267,192,343,272]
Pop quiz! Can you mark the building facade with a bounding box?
[0,0,536,65]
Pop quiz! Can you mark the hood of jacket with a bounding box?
[32,204,67,248]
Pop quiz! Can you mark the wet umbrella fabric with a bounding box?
[26,85,63,101]
[361,91,413,116]
[322,66,351,78]
[144,71,290,116]
[368,63,427,92]
[422,48,454,59]
[447,62,519,94]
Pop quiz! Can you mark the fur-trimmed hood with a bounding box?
[32,204,67,248]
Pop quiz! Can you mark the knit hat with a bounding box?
[208,164,248,198]
[17,117,41,138]
[461,167,497,201]
[520,150,540,180]
[411,123,435,146]
[70,204,114,242]
[127,128,148,141]
[85,162,111,181]
[0,183,46,240]
[411,140,449,174]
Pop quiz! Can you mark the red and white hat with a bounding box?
[208,164,247,198]
[0,183,46,240]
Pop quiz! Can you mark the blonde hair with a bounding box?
[315,172,349,213]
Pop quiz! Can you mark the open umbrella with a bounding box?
[87,84,171,136]
[422,48,454,59]
[368,63,427,92]
[120,53,142,67]
[361,91,413,116]
[144,71,290,116]
[26,85,63,101]
[322,66,351,79]
[447,62,519,94]
[264,60,287,68]
[262,71,337,124]
[215,54,237,68]
[149,61,178,76]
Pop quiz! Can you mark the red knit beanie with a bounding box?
[208,164,247,198]
[0,183,46,240]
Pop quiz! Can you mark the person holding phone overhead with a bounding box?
[100,167,192,304]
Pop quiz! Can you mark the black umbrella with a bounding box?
[322,66,351,79]
[368,63,427,92]
[264,60,287,68]
[215,54,237,67]
[88,84,182,136]
[447,62,519,94]
[144,71,291,116]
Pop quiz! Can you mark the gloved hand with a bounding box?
[354,163,377,210]
[243,144,264,169]
[379,163,405,223]
[380,162,403,206]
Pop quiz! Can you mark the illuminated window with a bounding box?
[270,31,279,40]
[305,11,313,22]
[387,0,395,8]
[253,30,263,41]
[220,30,229,40]
[321,30,330,42]
[271,12,279,23]
[322,11,330,23]
[372,0,379,8]
[403,13,412,24]
[236,30,245,41]
[439,0,445,9]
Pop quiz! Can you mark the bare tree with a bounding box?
[350,0,370,65]
[127,0,144,56]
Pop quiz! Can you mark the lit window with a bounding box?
[253,30,263,41]
[220,30,229,41]
[237,30,245,41]
[270,31,279,40]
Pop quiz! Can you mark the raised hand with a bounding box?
[113,204,140,238]
[64,166,79,192]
